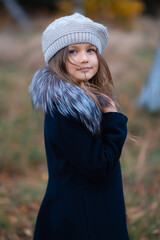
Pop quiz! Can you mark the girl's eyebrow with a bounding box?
[86,44,96,48]
[88,44,96,47]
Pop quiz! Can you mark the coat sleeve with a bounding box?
[44,110,128,182]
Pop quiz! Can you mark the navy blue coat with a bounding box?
[33,110,129,240]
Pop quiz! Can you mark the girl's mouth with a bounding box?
[78,67,92,72]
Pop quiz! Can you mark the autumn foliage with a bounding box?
[57,0,144,23]
[85,0,145,21]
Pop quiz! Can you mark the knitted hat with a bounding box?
[42,13,109,64]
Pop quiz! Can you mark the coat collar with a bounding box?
[29,66,102,135]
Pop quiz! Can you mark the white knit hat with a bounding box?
[42,13,109,64]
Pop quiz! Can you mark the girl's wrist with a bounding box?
[102,103,118,113]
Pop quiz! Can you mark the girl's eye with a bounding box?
[69,50,77,54]
[87,48,96,53]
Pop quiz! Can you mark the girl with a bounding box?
[29,13,129,240]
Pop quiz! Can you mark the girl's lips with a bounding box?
[78,67,92,72]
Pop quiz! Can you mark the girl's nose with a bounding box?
[80,51,89,63]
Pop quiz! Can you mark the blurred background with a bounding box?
[0,0,160,239]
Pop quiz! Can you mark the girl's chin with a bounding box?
[74,73,93,81]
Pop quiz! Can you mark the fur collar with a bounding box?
[29,66,102,135]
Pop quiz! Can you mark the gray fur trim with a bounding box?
[29,66,102,135]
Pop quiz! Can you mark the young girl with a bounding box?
[29,13,129,240]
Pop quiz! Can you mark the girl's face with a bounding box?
[66,43,99,83]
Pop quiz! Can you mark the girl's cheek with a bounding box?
[69,55,77,62]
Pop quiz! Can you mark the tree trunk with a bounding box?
[1,0,31,29]
[73,0,85,15]
[137,42,160,112]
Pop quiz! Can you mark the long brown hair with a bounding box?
[48,46,115,112]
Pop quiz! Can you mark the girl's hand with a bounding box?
[101,95,118,113]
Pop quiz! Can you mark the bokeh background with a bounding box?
[0,0,160,239]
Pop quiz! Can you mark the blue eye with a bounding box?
[69,50,77,54]
[88,48,96,53]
